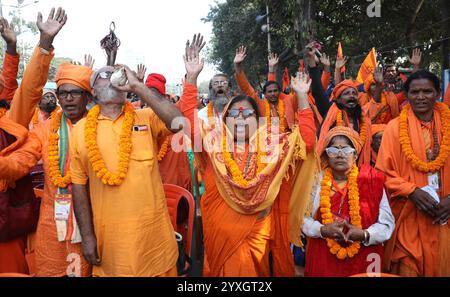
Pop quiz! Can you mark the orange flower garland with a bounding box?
[85,102,135,186]
[336,111,367,145]
[399,102,450,173]
[320,165,362,260]
[48,111,71,188]
[265,99,286,133]
[222,127,266,187]
[157,137,170,161]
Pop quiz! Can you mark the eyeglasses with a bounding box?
[325,147,356,158]
[57,90,86,99]
[227,108,255,119]
[212,81,229,87]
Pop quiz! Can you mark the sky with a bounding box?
[0,0,220,88]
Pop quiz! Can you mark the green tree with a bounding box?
[205,0,448,87]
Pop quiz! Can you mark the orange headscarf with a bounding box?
[331,79,359,100]
[55,64,93,94]
[319,126,362,166]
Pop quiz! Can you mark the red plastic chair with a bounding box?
[163,184,195,257]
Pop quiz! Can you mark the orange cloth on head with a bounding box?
[56,64,93,94]
[331,80,358,100]
[376,105,450,276]
[319,126,362,167]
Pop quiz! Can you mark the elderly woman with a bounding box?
[302,126,395,277]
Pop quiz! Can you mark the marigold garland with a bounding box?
[399,102,450,173]
[336,111,367,145]
[48,111,71,188]
[265,99,286,133]
[85,102,135,186]
[320,165,362,260]
[221,127,267,187]
[158,137,170,161]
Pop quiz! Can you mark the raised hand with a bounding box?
[136,63,147,83]
[268,52,279,72]
[291,71,311,95]
[37,7,68,50]
[320,53,331,70]
[185,33,206,58]
[408,48,422,68]
[373,66,384,84]
[234,46,247,65]
[84,54,95,69]
[0,18,17,45]
[335,56,348,70]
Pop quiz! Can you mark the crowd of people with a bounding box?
[0,7,449,277]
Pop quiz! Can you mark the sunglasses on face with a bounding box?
[325,147,356,158]
[227,108,256,119]
[57,90,86,99]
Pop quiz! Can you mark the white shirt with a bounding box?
[198,106,223,129]
[302,171,395,246]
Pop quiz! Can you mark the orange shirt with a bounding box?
[70,107,178,277]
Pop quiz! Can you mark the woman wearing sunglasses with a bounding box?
[302,126,395,276]
[180,35,318,277]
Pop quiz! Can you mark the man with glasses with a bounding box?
[7,7,95,276]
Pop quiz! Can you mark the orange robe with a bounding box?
[28,120,91,276]
[0,52,19,104]
[181,83,317,277]
[444,84,450,107]
[376,105,450,276]
[362,91,400,124]
[0,116,40,274]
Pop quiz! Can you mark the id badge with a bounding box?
[428,173,440,191]
[54,194,71,221]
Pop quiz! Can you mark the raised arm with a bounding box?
[319,53,331,90]
[372,66,384,102]
[334,55,347,85]
[0,18,19,104]
[8,7,67,128]
[234,46,258,100]
[305,45,331,118]
[113,66,184,133]
[267,52,279,81]
[291,72,316,152]
[408,48,422,73]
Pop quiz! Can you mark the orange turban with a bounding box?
[331,79,358,100]
[371,124,387,137]
[55,64,93,94]
[319,126,363,165]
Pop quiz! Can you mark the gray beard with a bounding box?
[211,94,230,113]
[95,85,126,104]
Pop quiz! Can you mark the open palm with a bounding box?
[37,7,67,38]
[234,46,247,64]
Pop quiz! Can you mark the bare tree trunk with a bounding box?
[405,0,425,45]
